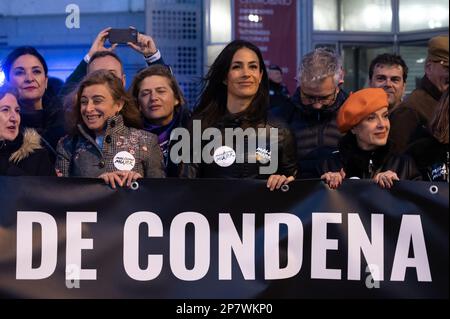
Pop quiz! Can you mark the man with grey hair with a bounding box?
[273,48,348,178]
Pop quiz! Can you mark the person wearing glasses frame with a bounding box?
[299,89,338,107]
[271,48,349,179]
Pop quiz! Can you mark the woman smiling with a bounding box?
[2,47,65,157]
[180,40,297,190]
[319,88,421,189]
[0,84,54,176]
[56,70,165,188]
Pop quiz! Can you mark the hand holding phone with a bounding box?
[88,27,117,58]
[128,33,158,57]
[108,28,138,44]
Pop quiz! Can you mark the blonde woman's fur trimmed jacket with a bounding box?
[0,128,55,176]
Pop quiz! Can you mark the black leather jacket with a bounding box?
[179,113,297,179]
[317,134,421,180]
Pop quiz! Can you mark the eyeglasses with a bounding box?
[300,89,337,105]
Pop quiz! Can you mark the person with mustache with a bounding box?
[319,88,421,189]
[0,84,54,176]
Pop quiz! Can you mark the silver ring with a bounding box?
[429,185,439,195]
[131,181,140,191]
[281,184,290,192]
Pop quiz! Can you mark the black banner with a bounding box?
[0,177,448,298]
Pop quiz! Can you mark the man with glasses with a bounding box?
[389,35,449,153]
[275,48,348,178]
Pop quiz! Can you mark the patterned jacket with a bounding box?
[56,115,165,178]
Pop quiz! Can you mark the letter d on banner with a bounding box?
[16,212,58,280]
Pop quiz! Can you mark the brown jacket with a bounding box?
[389,76,443,153]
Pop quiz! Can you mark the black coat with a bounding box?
[269,80,291,111]
[20,94,65,160]
[271,88,348,179]
[406,133,449,182]
[179,112,298,179]
[0,129,55,176]
[317,134,421,181]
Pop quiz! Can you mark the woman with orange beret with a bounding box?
[318,88,421,189]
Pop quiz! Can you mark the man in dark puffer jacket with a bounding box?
[271,48,348,179]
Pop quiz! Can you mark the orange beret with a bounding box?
[337,88,389,133]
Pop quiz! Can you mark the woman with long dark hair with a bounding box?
[180,40,297,190]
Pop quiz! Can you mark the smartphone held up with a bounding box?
[108,28,138,44]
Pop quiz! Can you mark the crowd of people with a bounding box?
[0,28,448,190]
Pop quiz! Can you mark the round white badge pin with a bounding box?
[213,146,236,167]
[113,151,136,171]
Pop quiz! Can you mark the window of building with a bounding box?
[399,0,449,32]
[209,0,232,43]
[314,0,392,32]
[399,44,428,94]
[341,44,393,93]
[341,0,392,32]
[313,0,338,31]
[206,0,232,74]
